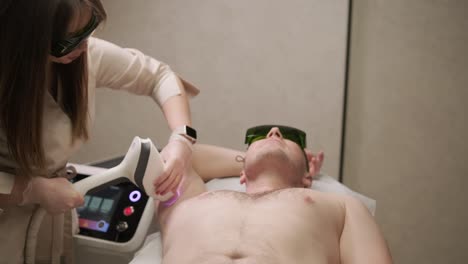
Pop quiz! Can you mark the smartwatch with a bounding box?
[172,125,197,144]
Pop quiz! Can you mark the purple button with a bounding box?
[129,190,141,202]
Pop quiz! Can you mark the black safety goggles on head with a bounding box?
[50,13,99,57]
[245,125,309,171]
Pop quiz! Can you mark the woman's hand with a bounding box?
[155,136,192,196]
[22,176,84,215]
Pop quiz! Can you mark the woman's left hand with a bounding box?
[155,137,192,196]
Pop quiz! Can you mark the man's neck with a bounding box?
[245,171,291,194]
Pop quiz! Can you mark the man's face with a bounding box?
[242,127,307,186]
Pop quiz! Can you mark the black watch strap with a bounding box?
[173,125,197,144]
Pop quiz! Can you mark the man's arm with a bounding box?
[339,197,393,264]
[157,144,244,228]
[192,144,244,181]
[156,166,205,229]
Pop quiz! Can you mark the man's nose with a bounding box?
[267,127,283,138]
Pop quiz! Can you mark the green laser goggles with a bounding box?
[245,125,307,148]
[50,13,100,58]
[245,125,309,172]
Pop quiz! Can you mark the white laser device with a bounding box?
[72,136,172,252]
[73,136,173,201]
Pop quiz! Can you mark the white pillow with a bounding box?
[130,174,376,264]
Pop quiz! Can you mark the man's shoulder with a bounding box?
[297,188,357,213]
[306,189,373,218]
[299,187,351,200]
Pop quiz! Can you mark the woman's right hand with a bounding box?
[22,176,84,215]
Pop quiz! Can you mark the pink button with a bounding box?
[123,206,134,217]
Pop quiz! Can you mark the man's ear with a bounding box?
[305,149,325,177]
[240,170,247,185]
[302,174,313,188]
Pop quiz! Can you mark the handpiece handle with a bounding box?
[73,136,174,201]
[73,165,126,196]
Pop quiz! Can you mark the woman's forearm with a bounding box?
[161,76,192,130]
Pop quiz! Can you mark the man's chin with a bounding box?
[251,147,290,167]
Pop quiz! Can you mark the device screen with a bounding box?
[77,185,123,233]
[71,166,149,242]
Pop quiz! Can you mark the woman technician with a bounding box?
[0,0,197,262]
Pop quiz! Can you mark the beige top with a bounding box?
[0,37,199,263]
[0,37,199,191]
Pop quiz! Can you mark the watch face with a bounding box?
[186,126,197,140]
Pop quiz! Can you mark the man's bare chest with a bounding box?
[166,189,339,235]
[162,189,343,264]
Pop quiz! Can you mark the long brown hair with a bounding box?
[0,0,106,177]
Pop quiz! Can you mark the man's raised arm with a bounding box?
[156,166,205,229]
[156,143,244,229]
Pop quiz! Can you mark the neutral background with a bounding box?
[73,0,349,178]
[72,0,468,263]
[343,1,468,263]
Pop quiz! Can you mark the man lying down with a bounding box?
[150,125,393,264]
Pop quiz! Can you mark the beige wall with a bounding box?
[71,0,349,178]
[345,1,468,263]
